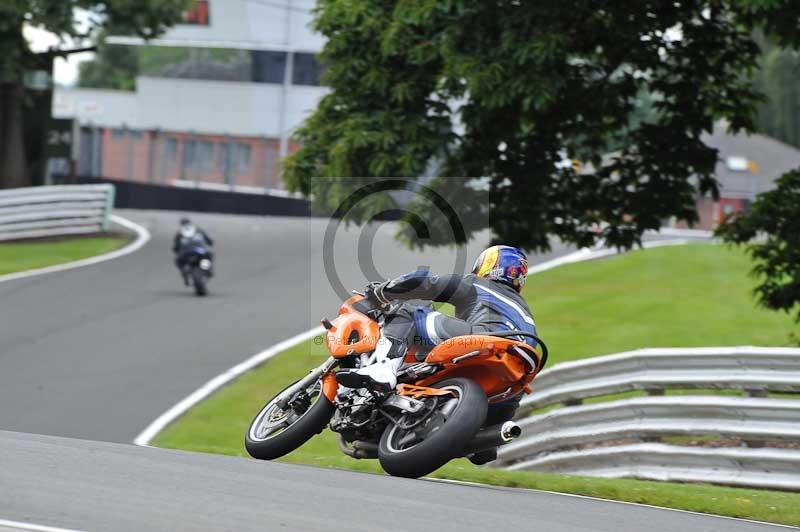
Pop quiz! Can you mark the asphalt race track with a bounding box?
[0,209,541,442]
[0,430,782,532]
[2,209,769,532]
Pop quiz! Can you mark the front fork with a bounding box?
[275,356,339,408]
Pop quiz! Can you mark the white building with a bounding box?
[54,0,327,190]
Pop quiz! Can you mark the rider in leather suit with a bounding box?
[336,245,535,464]
[173,218,214,285]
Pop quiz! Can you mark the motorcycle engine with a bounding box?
[330,388,384,442]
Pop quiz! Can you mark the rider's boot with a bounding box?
[336,336,405,393]
[467,398,520,465]
[467,449,498,465]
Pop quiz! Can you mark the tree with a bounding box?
[717,169,800,322]
[77,39,250,91]
[753,36,800,148]
[77,33,138,91]
[0,0,188,188]
[284,1,800,251]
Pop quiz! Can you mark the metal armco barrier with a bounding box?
[507,443,800,491]
[498,347,800,490]
[0,184,114,241]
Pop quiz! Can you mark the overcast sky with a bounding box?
[23,10,96,86]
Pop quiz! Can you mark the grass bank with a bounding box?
[0,235,129,275]
[153,244,800,526]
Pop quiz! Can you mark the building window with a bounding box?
[251,51,287,84]
[292,53,323,86]
[166,138,178,162]
[185,140,215,170]
[235,143,251,173]
[216,143,228,173]
[110,128,144,140]
[217,142,253,176]
[144,47,250,82]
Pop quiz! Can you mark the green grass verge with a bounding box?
[0,235,129,275]
[154,244,800,526]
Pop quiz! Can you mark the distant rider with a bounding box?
[336,245,536,465]
[173,217,214,285]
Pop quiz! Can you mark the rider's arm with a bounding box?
[172,233,180,253]
[201,230,214,246]
[374,271,475,305]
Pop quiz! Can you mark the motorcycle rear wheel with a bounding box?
[245,379,334,460]
[378,377,487,478]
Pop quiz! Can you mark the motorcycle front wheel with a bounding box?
[378,377,487,478]
[192,267,208,296]
[245,378,334,460]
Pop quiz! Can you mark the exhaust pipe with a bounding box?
[462,421,521,456]
[338,435,378,459]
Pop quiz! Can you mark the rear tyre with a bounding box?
[245,379,334,460]
[378,378,487,478]
[192,268,207,296]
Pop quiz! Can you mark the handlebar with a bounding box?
[351,297,382,320]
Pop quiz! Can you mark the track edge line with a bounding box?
[428,478,799,529]
[0,517,87,532]
[0,214,151,283]
[133,326,325,446]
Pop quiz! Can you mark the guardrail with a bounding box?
[497,347,800,491]
[507,443,800,491]
[0,184,115,241]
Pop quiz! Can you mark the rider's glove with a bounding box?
[364,281,390,307]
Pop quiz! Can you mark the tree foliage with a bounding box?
[1,0,188,81]
[284,0,800,251]
[717,169,800,322]
[77,34,138,90]
[77,40,251,91]
[754,35,800,148]
[0,0,188,187]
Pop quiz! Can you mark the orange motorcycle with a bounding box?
[245,292,548,478]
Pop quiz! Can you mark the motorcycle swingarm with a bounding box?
[395,383,455,399]
[381,394,427,413]
[381,384,456,414]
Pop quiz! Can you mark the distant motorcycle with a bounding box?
[245,291,548,478]
[182,245,213,296]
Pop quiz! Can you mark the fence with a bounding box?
[0,184,114,241]
[497,347,800,491]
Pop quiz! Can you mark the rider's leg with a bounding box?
[416,309,473,348]
[335,303,417,391]
[336,304,474,391]
[175,254,190,285]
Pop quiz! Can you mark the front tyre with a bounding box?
[245,379,334,460]
[192,268,208,296]
[378,378,487,478]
